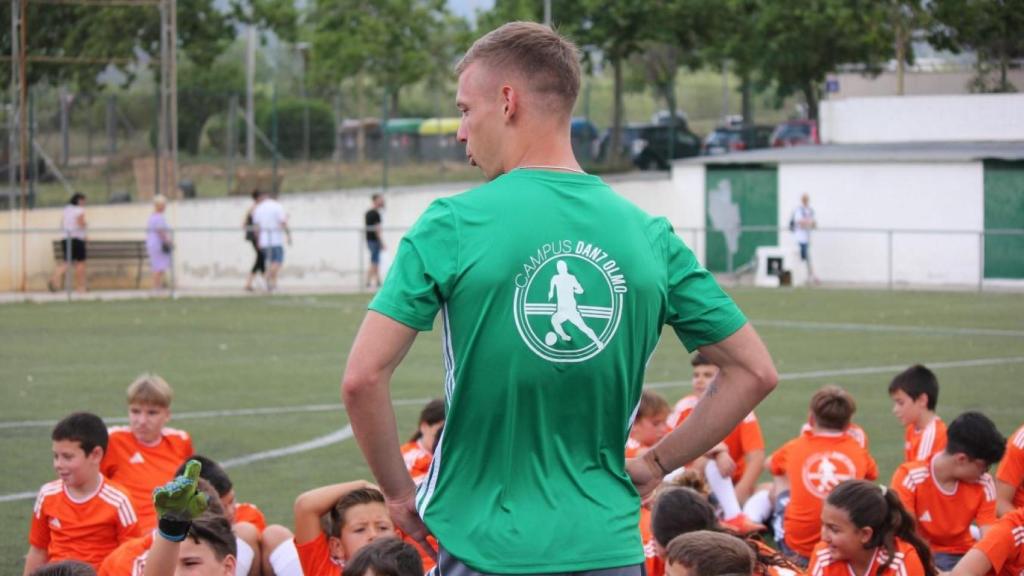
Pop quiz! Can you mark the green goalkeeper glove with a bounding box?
[153,459,209,542]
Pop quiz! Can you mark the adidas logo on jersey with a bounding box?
[49,517,61,529]
[129,452,145,464]
[919,510,932,523]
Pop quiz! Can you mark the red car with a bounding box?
[770,120,819,147]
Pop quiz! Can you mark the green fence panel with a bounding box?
[984,161,1024,279]
[704,165,778,272]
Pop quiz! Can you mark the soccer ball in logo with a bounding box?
[513,254,622,363]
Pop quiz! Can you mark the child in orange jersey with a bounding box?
[664,530,755,576]
[767,386,878,567]
[24,412,140,575]
[400,399,445,485]
[888,365,946,464]
[292,482,397,576]
[628,391,671,458]
[949,507,1024,576]
[995,423,1024,517]
[890,411,1005,571]
[101,374,193,532]
[810,479,935,576]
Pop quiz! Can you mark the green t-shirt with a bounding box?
[369,169,746,573]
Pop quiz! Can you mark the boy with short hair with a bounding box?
[342,538,423,576]
[889,364,947,464]
[766,385,878,566]
[995,422,1024,517]
[891,410,1005,571]
[664,530,754,576]
[102,374,193,532]
[628,390,671,458]
[24,412,141,575]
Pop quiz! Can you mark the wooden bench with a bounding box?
[52,239,148,288]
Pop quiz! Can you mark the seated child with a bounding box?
[24,412,140,575]
[29,560,96,576]
[762,386,878,566]
[401,399,445,485]
[664,530,755,576]
[174,456,266,533]
[809,479,934,576]
[628,391,671,458]
[101,374,193,532]
[342,538,424,576]
[995,423,1024,517]
[948,507,1024,576]
[890,411,1005,571]
[888,364,946,464]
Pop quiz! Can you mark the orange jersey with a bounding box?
[401,440,433,485]
[672,394,765,483]
[903,417,947,464]
[996,424,1024,510]
[101,426,193,532]
[626,436,651,459]
[800,422,870,450]
[808,539,926,576]
[295,533,342,576]
[29,477,141,569]
[640,506,665,576]
[98,532,153,576]
[769,431,879,558]
[891,457,997,554]
[973,508,1024,576]
[234,502,267,533]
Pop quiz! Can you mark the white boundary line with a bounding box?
[3,355,1023,503]
[752,319,1024,338]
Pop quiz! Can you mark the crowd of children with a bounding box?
[21,359,1024,576]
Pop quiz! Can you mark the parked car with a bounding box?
[597,123,702,170]
[770,119,819,147]
[702,124,773,155]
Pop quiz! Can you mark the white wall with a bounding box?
[669,164,707,262]
[777,162,984,286]
[820,94,1024,144]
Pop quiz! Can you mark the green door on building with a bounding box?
[705,165,778,272]
[984,161,1024,279]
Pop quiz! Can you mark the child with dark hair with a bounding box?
[891,411,1005,571]
[401,399,445,485]
[664,530,755,576]
[889,364,946,464]
[30,560,96,576]
[810,479,935,576]
[995,423,1024,517]
[761,386,878,567]
[949,506,1024,576]
[24,412,140,575]
[342,538,423,576]
[628,390,671,458]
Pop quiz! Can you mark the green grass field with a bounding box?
[2,288,1023,572]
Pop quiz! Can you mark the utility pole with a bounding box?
[246,25,257,163]
[544,0,551,26]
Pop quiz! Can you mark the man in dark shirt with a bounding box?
[365,194,385,289]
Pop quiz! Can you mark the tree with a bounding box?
[928,0,1024,92]
[751,0,894,120]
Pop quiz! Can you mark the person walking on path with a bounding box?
[364,194,385,289]
[145,195,173,290]
[49,192,88,293]
[243,191,266,292]
[251,190,290,292]
[342,22,778,576]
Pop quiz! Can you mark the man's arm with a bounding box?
[630,323,777,496]
[22,545,47,576]
[341,311,433,554]
[996,480,1016,517]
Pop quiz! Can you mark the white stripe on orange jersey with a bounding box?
[100,485,137,526]
[917,421,936,461]
[981,474,996,501]
[33,481,63,517]
[1014,426,1024,450]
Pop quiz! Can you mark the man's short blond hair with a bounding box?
[127,373,173,407]
[456,21,581,116]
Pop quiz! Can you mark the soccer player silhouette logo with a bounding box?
[802,451,856,498]
[547,260,605,351]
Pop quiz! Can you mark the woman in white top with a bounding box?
[48,193,88,292]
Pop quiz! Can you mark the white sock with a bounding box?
[743,488,773,524]
[234,537,254,576]
[705,460,742,520]
[268,539,303,576]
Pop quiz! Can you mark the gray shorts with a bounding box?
[427,546,646,576]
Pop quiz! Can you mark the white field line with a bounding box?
[3,355,1023,503]
[753,319,1024,338]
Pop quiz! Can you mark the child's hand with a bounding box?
[154,459,208,530]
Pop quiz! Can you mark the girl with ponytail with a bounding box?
[809,479,935,576]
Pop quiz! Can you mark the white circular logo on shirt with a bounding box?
[513,240,627,363]
[801,451,857,498]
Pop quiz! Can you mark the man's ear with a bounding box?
[501,85,517,121]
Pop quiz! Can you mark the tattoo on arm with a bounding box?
[705,378,720,398]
